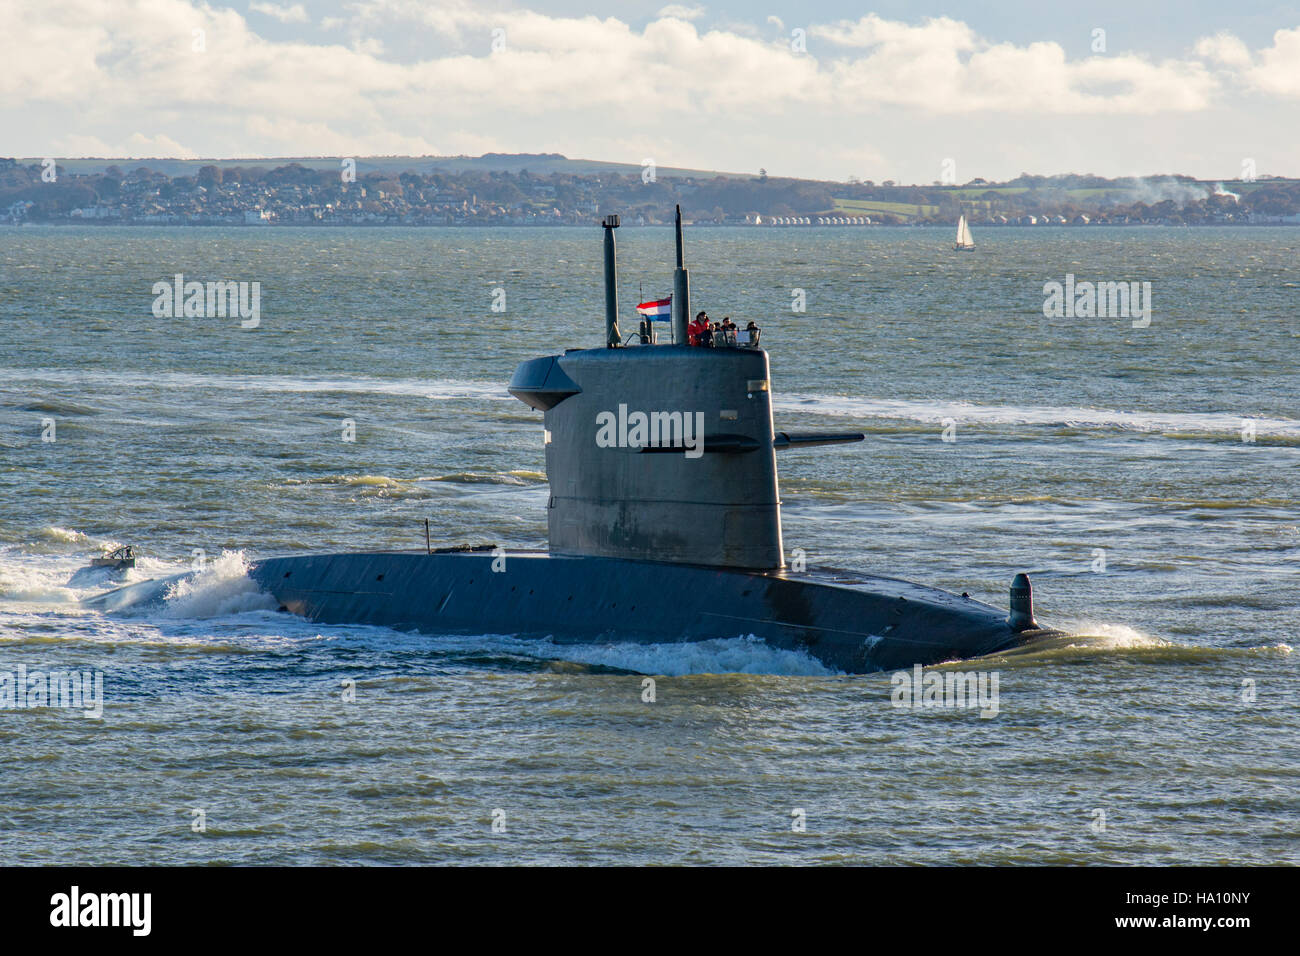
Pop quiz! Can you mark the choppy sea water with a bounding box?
[0,224,1296,865]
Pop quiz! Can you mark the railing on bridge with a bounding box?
[625,321,762,348]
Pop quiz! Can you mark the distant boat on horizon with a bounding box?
[954,214,975,251]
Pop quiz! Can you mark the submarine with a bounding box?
[87,208,1066,673]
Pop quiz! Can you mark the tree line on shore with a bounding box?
[1,158,1296,225]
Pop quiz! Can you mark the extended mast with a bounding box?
[602,214,621,347]
[671,204,690,345]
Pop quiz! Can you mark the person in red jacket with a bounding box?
[688,311,709,345]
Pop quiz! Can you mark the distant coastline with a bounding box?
[3,154,1297,228]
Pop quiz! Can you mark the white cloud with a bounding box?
[52,132,198,158]
[814,15,1216,113]
[1194,32,1252,69]
[1,1,1298,181]
[657,4,705,20]
[0,1,1239,120]
[1244,26,1300,96]
[249,2,309,25]
[52,134,116,157]
[123,132,200,158]
[1190,26,1300,97]
[242,115,441,156]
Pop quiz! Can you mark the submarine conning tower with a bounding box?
[509,206,862,570]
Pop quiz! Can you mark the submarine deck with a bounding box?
[248,549,1057,673]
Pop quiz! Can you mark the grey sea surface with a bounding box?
[0,224,1296,864]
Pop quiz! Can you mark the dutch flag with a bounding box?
[635,296,672,321]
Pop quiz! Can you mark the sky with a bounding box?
[5,0,1300,183]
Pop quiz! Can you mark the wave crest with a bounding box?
[161,551,276,618]
[542,634,838,676]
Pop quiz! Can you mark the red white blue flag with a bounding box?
[635,296,672,321]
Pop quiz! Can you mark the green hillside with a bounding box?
[831,197,941,221]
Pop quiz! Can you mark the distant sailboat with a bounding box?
[954,214,975,251]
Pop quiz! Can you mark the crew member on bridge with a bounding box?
[688,311,709,346]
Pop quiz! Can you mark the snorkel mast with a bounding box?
[602,214,621,348]
[671,204,690,345]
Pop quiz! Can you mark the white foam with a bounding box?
[0,368,509,402]
[539,634,839,676]
[0,557,81,604]
[0,542,186,605]
[290,473,410,490]
[1061,621,1169,648]
[160,550,277,618]
[26,525,126,556]
[40,525,90,544]
[776,394,1300,438]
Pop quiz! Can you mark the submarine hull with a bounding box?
[247,551,1059,673]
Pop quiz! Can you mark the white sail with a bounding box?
[956,215,974,248]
